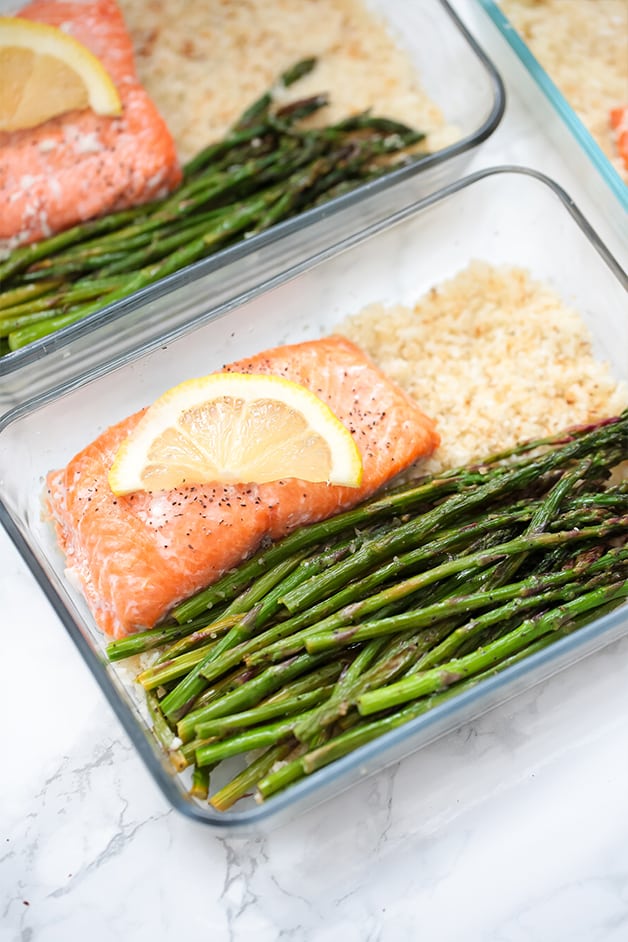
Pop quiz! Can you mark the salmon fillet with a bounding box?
[0,0,181,246]
[46,335,439,638]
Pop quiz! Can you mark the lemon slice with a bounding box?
[0,16,122,131]
[108,373,364,495]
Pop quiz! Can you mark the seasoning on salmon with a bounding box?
[46,335,439,638]
[0,0,180,247]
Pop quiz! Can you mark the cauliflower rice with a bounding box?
[118,0,457,163]
[341,262,628,473]
[501,0,628,182]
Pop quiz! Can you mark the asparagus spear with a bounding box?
[105,618,215,662]
[137,636,237,690]
[101,414,628,809]
[293,560,628,744]
[303,545,628,655]
[172,415,626,624]
[157,603,270,723]
[155,421,625,728]
[0,207,147,284]
[357,579,628,716]
[0,277,126,333]
[209,742,296,811]
[1,61,432,353]
[412,548,628,672]
[176,660,346,748]
[249,519,627,666]
[146,692,176,751]
[0,280,63,311]
[255,588,628,803]
[189,765,211,801]
[175,651,330,738]
[195,704,324,766]
[255,634,560,800]
[153,613,245,665]
[280,420,627,615]
[165,534,366,705]
[104,606,237,661]
[193,684,335,739]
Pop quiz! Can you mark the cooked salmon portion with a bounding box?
[46,335,439,638]
[0,0,180,246]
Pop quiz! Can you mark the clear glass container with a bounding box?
[0,0,505,409]
[477,0,628,211]
[0,167,626,833]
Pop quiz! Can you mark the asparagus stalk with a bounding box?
[209,742,296,811]
[172,415,625,624]
[188,517,625,689]
[480,454,597,590]
[156,612,262,722]
[173,659,333,747]
[255,634,559,800]
[157,423,627,726]
[153,613,243,664]
[291,638,388,744]
[0,277,126,333]
[278,560,627,756]
[194,684,335,739]
[262,660,346,704]
[304,545,628,655]
[0,207,147,285]
[182,124,277,179]
[280,420,627,615]
[146,692,176,751]
[106,619,213,662]
[412,548,628,672]
[256,591,628,802]
[137,636,237,690]
[195,704,324,766]
[189,765,211,801]
[291,630,440,745]
[1,58,436,354]
[175,652,329,737]
[101,414,628,809]
[250,519,627,666]
[0,279,63,311]
[357,579,628,716]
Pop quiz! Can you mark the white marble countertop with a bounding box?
[2,3,628,940]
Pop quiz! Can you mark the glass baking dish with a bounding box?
[477,0,628,212]
[0,0,505,410]
[1,166,626,834]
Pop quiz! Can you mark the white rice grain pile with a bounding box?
[341,262,628,473]
[501,0,628,182]
[118,0,457,163]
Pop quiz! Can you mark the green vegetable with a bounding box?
[0,59,429,354]
[105,413,628,810]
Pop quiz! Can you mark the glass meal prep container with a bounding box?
[476,0,628,212]
[1,166,626,833]
[0,0,505,410]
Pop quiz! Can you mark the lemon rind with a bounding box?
[0,16,122,118]
[108,373,363,495]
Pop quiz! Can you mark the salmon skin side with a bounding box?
[0,0,181,246]
[46,335,440,638]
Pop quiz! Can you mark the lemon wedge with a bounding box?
[0,16,122,131]
[108,373,364,495]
